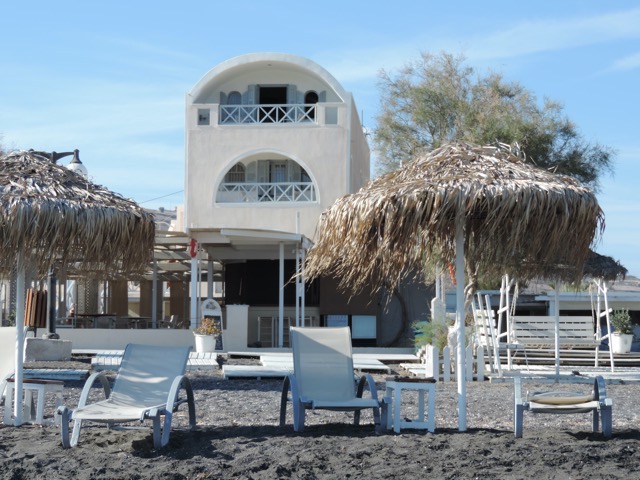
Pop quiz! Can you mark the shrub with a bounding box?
[610,309,633,335]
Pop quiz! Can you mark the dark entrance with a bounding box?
[259,86,288,122]
[259,86,287,104]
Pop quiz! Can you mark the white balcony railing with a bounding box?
[219,104,316,125]
[217,182,317,203]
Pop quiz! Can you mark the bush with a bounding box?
[610,309,633,335]
[414,320,450,351]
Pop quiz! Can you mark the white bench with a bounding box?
[511,315,613,368]
[512,316,598,348]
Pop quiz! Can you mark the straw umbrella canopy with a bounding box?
[0,150,155,425]
[304,141,604,431]
[583,250,627,282]
[0,150,155,278]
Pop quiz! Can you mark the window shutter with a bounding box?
[219,92,227,105]
[244,85,256,105]
[286,85,297,104]
[246,161,257,182]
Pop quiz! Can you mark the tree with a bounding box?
[374,52,615,190]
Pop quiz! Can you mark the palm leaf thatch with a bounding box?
[0,150,155,278]
[584,250,627,282]
[305,142,604,294]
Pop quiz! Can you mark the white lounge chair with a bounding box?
[279,327,384,432]
[514,375,612,438]
[59,343,196,448]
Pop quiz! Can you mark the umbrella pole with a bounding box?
[554,284,560,378]
[13,253,25,425]
[455,216,467,431]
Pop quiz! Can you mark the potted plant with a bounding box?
[193,317,222,353]
[610,309,634,354]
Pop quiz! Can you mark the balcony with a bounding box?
[219,104,316,125]
[217,182,317,203]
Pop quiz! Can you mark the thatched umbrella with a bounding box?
[584,250,627,282]
[0,150,155,425]
[304,142,604,431]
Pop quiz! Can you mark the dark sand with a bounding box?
[2,362,640,479]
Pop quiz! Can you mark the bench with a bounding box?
[511,315,614,368]
[512,316,598,348]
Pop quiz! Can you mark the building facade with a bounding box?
[183,53,392,349]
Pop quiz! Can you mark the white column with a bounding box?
[455,215,467,432]
[207,260,214,299]
[152,259,158,328]
[300,246,306,325]
[295,245,300,327]
[278,242,284,347]
[14,254,25,425]
[190,256,198,330]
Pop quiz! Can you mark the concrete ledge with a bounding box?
[24,338,72,362]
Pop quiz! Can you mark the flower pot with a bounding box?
[610,333,633,354]
[194,334,216,353]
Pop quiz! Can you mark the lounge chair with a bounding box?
[280,327,384,432]
[1,328,64,425]
[514,375,612,438]
[58,343,196,448]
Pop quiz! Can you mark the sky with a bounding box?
[1,1,639,276]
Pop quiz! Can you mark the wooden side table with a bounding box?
[385,380,436,433]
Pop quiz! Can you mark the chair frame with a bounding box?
[279,327,385,433]
[514,375,612,438]
[58,344,196,449]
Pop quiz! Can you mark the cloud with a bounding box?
[605,51,640,72]
[466,8,640,61]
[317,7,640,86]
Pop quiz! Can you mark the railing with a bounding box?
[217,182,316,203]
[219,104,316,125]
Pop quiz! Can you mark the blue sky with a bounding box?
[1,1,639,276]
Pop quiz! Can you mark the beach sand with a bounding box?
[1,362,640,479]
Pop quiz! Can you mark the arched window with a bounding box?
[304,91,318,120]
[304,91,319,104]
[227,91,241,105]
[224,163,245,183]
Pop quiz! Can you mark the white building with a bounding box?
[182,53,383,349]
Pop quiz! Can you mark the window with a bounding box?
[304,91,318,120]
[224,163,245,183]
[270,162,287,183]
[304,91,319,104]
[227,91,241,105]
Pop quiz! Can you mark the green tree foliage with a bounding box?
[374,52,615,190]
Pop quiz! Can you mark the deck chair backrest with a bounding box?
[109,344,190,407]
[291,327,356,403]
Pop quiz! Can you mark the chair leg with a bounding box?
[279,377,291,427]
[601,405,613,438]
[59,406,73,448]
[514,403,524,438]
[70,417,83,447]
[293,400,305,432]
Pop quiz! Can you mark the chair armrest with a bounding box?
[593,375,607,402]
[163,375,196,429]
[356,373,379,402]
[77,371,112,409]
